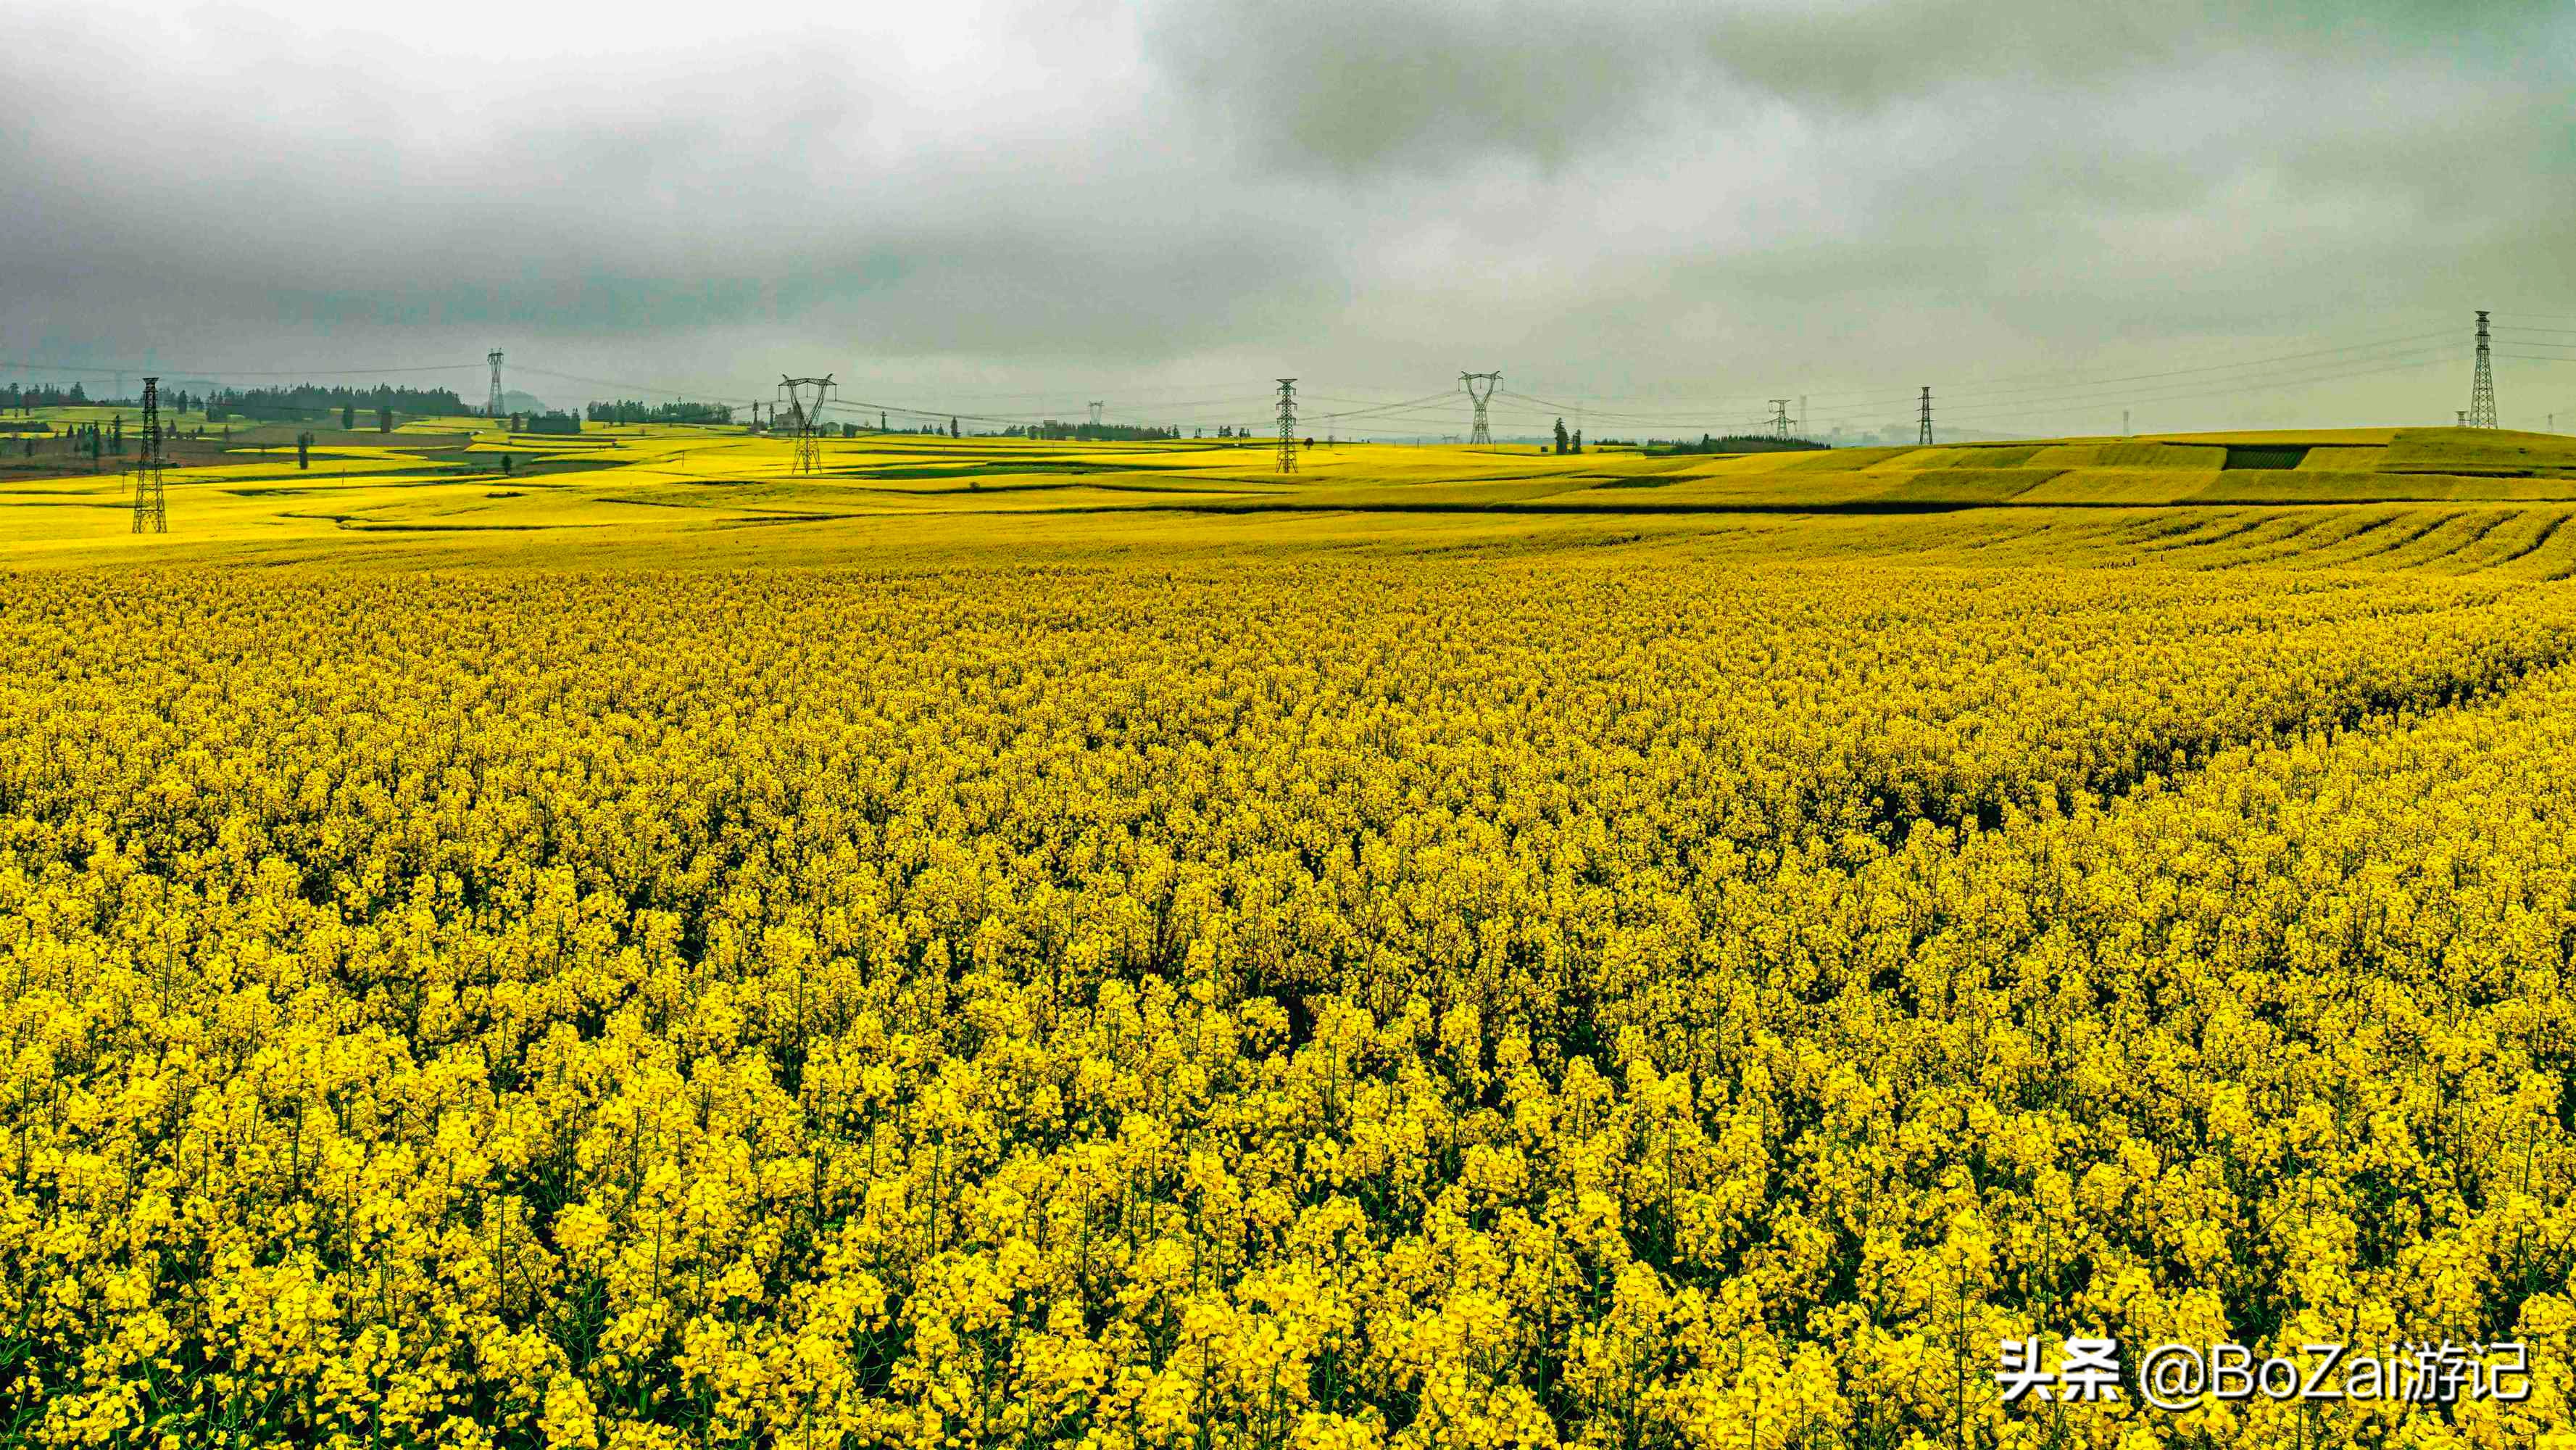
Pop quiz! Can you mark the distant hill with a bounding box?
[1518,427,2576,510]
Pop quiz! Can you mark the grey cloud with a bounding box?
[0,8,1343,377]
[2,1,2571,433]
[1146,0,2570,178]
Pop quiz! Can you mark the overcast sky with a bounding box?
[5,0,2573,437]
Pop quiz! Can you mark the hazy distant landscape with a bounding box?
[12,409,2576,567]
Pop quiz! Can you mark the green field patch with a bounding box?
[2220,444,2313,470]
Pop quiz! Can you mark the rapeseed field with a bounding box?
[10,423,2576,568]
[11,430,2576,1446]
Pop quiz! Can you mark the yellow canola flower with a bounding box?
[0,558,2572,1447]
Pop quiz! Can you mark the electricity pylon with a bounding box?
[1461,372,1500,445]
[2467,310,2498,428]
[486,350,505,419]
[1088,402,1104,428]
[1769,399,1792,441]
[129,376,165,533]
[1918,387,1934,446]
[777,375,835,474]
[1275,378,1298,474]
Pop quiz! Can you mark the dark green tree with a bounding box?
[1553,418,1569,454]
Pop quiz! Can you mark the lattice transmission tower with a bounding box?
[129,376,165,533]
[1088,402,1104,428]
[486,350,505,419]
[1767,399,1791,442]
[1918,387,1934,446]
[778,375,836,474]
[2467,310,2498,428]
[1460,372,1500,445]
[1275,378,1298,474]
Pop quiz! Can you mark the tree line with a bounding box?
[1644,434,1828,455]
[4,381,470,418]
[217,384,467,414]
[584,399,735,425]
[1010,421,1183,441]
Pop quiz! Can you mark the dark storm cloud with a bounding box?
[2,1,2571,431]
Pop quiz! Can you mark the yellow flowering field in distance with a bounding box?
[8,422,2576,568]
[11,427,2576,1446]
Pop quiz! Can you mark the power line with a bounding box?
[1795,333,2461,423]
[1933,349,2463,426]
[821,397,1048,428]
[1785,320,2459,405]
[1308,390,1461,422]
[1478,333,2438,426]
[4,312,2543,444]
[1929,331,2456,407]
[0,359,479,378]
[1891,342,2462,422]
[1500,328,2459,426]
[514,365,765,405]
